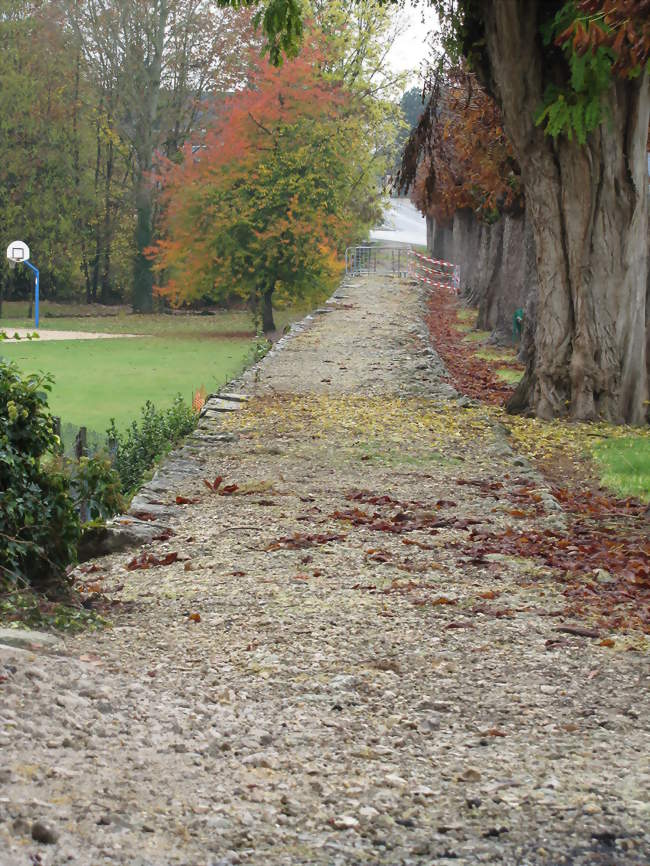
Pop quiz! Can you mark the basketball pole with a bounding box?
[24,260,39,328]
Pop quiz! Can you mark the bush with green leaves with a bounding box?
[68,453,125,522]
[107,397,197,496]
[0,360,80,593]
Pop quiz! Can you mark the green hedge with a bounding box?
[0,361,79,593]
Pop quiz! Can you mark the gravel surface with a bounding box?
[1,275,648,866]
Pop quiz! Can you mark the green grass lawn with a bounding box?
[0,299,315,337]
[1,299,327,450]
[591,437,650,502]
[1,334,252,446]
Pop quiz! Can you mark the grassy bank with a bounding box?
[1,335,251,446]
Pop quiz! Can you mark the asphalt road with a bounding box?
[369,196,427,246]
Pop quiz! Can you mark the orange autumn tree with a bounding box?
[149,41,370,332]
[403,67,522,226]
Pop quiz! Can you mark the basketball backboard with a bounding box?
[7,240,30,263]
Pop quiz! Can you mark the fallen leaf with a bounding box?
[554,625,601,638]
[188,612,201,622]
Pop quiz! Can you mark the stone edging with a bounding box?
[77,279,356,561]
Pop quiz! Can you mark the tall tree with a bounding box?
[150,42,377,330]
[68,0,258,311]
[224,0,650,424]
[0,1,94,298]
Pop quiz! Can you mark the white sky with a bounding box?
[386,4,438,83]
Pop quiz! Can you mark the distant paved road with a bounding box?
[369,196,427,246]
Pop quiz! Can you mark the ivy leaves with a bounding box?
[536,0,649,144]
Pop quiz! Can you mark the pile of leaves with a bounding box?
[456,480,650,634]
[425,287,515,404]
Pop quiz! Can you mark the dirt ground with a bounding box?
[0,328,137,342]
[1,275,648,866]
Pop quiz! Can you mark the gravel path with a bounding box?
[1,276,648,866]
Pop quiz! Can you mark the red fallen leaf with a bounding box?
[599,638,615,647]
[293,574,309,581]
[266,532,346,551]
[432,596,457,605]
[312,570,323,577]
[445,621,474,629]
[232,570,246,577]
[554,625,601,638]
[132,510,159,521]
[508,508,528,518]
[188,612,201,622]
[78,563,103,574]
[147,670,157,677]
[125,551,179,571]
[436,500,458,508]
[479,590,500,600]
[176,495,198,505]
[545,638,572,650]
[402,538,435,550]
[220,484,239,496]
[482,728,507,737]
[153,529,174,541]
[204,475,224,492]
[183,562,192,572]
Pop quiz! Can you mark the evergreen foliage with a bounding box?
[0,360,80,593]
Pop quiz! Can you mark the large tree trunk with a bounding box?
[482,0,649,423]
[261,286,276,334]
[131,1,167,313]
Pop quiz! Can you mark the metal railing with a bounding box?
[345,245,461,293]
[345,245,410,278]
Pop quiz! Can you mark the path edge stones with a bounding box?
[78,277,360,561]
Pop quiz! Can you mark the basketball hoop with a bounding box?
[6,240,39,328]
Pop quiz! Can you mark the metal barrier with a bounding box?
[345,245,461,293]
[408,249,460,293]
[345,245,410,278]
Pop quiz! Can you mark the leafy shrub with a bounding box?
[68,453,125,521]
[0,360,80,593]
[107,397,197,495]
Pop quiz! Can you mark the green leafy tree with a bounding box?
[0,361,80,593]
[68,0,260,311]
[150,40,380,331]
[222,0,650,424]
[0,1,95,300]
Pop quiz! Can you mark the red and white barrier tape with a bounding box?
[413,262,451,277]
[410,250,456,269]
[417,275,457,289]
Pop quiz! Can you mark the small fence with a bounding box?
[345,245,411,278]
[408,249,460,293]
[345,245,460,293]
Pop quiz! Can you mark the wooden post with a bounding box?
[52,417,63,453]
[74,426,87,460]
[107,431,118,462]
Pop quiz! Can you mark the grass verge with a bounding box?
[1,335,251,445]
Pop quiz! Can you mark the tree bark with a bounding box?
[261,286,276,334]
[481,0,649,423]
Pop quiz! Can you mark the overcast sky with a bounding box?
[385,5,438,83]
